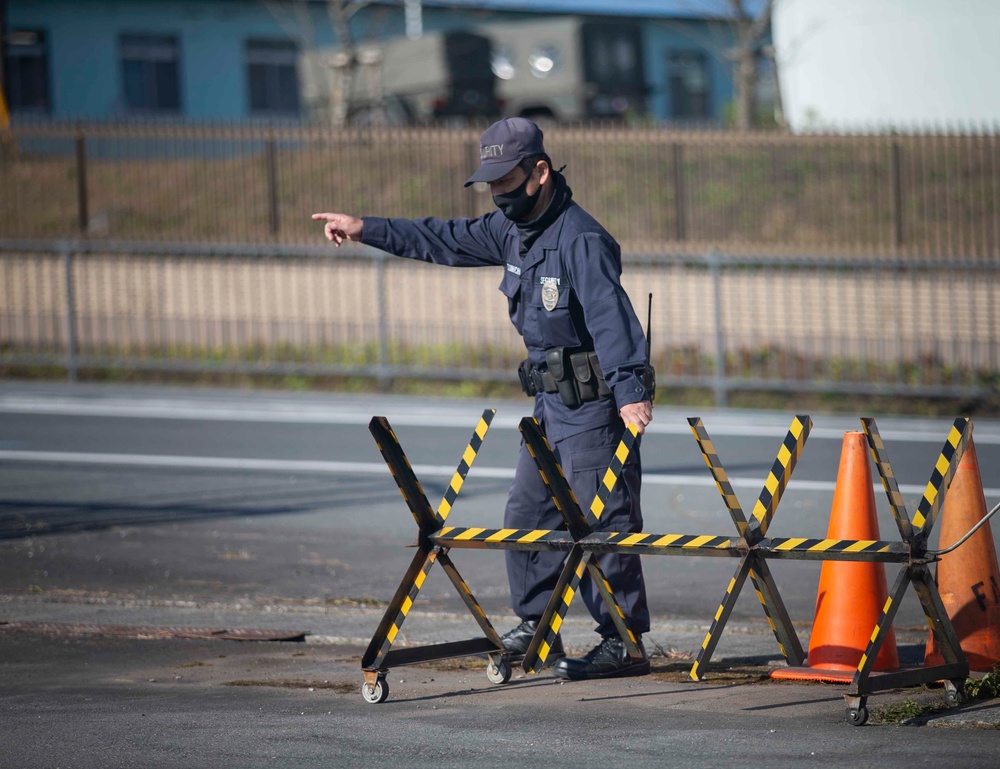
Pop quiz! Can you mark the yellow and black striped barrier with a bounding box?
[517,418,644,673]
[359,409,973,725]
[686,415,812,679]
[360,411,506,704]
[836,417,971,724]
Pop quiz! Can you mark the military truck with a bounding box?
[479,16,647,122]
[299,29,500,125]
[300,16,647,125]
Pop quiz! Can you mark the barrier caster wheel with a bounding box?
[846,706,868,726]
[486,658,512,685]
[945,685,965,707]
[361,676,389,704]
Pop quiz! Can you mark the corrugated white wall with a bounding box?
[773,0,1000,131]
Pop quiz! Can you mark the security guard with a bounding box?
[313,117,653,680]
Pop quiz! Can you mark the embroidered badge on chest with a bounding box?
[540,277,560,311]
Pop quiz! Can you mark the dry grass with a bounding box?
[4,126,998,259]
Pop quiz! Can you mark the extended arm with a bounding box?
[313,211,506,268]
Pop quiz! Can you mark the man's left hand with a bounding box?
[620,400,653,435]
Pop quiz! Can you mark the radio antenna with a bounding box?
[646,293,652,359]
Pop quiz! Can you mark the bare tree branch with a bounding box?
[258,0,378,127]
[661,0,775,130]
[261,0,300,41]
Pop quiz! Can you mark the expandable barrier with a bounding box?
[359,410,972,726]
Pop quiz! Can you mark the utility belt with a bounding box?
[518,347,612,408]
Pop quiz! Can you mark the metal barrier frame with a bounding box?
[360,409,971,725]
[359,410,504,704]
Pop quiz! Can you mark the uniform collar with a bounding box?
[534,200,571,250]
[516,171,572,252]
[515,172,573,270]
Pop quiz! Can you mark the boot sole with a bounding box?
[551,660,651,681]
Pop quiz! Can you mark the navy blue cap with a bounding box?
[464,117,546,187]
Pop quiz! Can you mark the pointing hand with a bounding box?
[311,213,364,246]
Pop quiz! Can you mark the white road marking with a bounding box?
[1,394,998,443]
[3,449,998,499]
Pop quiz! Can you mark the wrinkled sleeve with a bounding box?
[361,213,505,268]
[564,233,650,408]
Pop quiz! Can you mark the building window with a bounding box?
[668,50,710,121]
[4,29,51,114]
[120,34,181,113]
[246,39,300,116]
[582,22,643,90]
[580,21,646,117]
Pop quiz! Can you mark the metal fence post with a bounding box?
[708,250,727,408]
[467,137,481,220]
[266,136,280,237]
[375,252,391,390]
[890,139,903,249]
[61,242,78,383]
[75,132,89,234]
[672,142,686,241]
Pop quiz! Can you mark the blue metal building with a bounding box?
[1,0,769,124]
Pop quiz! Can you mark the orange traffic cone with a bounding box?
[925,438,1000,671]
[772,431,899,682]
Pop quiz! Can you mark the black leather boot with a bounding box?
[499,619,565,660]
[552,635,650,680]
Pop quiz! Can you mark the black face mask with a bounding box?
[492,172,541,221]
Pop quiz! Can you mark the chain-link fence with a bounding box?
[2,242,997,405]
[3,121,999,259]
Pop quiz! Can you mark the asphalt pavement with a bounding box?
[3,383,1000,767]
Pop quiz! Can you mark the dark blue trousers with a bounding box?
[503,417,650,637]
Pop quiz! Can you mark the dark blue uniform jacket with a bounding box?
[362,201,649,442]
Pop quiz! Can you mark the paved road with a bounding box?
[2,383,1000,767]
[6,630,1000,769]
[2,383,998,626]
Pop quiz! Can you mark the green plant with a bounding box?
[871,698,942,724]
[966,663,1000,701]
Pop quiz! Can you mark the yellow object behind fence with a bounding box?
[0,84,12,152]
[0,85,9,131]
